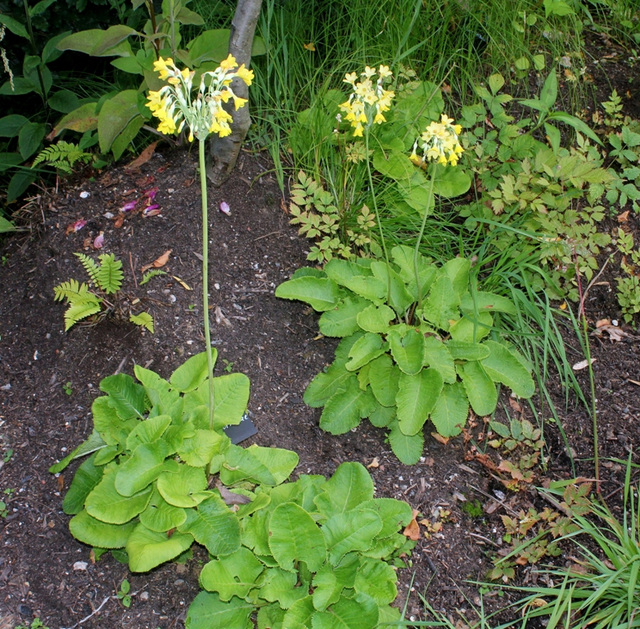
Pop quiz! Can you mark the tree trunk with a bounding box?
[206,0,262,186]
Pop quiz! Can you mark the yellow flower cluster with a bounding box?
[410,114,463,167]
[146,55,254,142]
[339,65,395,137]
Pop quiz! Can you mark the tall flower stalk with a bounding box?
[409,115,464,310]
[340,65,395,296]
[147,55,254,429]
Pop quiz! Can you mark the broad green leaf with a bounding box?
[369,404,396,427]
[51,102,98,137]
[282,596,315,628]
[396,369,443,435]
[422,275,460,330]
[388,421,424,464]
[323,509,382,564]
[449,312,493,343]
[368,354,399,407]
[47,89,80,113]
[314,462,374,516]
[212,373,250,429]
[170,349,218,392]
[177,429,225,467]
[546,111,603,146]
[86,468,152,524]
[431,164,471,198]
[488,73,505,94]
[539,69,558,110]
[185,29,230,66]
[49,429,107,474]
[313,593,379,629]
[62,454,103,514]
[346,332,387,371]
[268,502,326,572]
[134,365,179,415]
[369,260,414,315]
[0,114,28,138]
[391,245,434,296]
[156,464,208,508]
[373,150,414,180]
[91,395,136,446]
[111,114,144,160]
[356,303,395,333]
[304,365,355,408]
[57,25,137,56]
[387,327,424,375]
[445,340,490,361]
[460,291,516,316]
[431,382,468,437]
[260,567,308,609]
[178,495,240,556]
[99,373,146,419]
[126,523,193,572]
[358,497,413,537]
[139,488,187,532]
[185,591,253,629]
[0,216,15,233]
[69,509,136,548]
[319,296,369,337]
[275,276,340,312]
[394,80,444,129]
[126,415,172,451]
[0,13,29,38]
[115,441,170,496]
[98,90,141,153]
[319,378,367,434]
[480,341,535,398]
[220,444,298,486]
[423,336,456,383]
[354,557,397,605]
[442,257,470,297]
[257,603,287,627]
[312,566,342,611]
[324,258,371,285]
[459,361,498,416]
[342,275,386,302]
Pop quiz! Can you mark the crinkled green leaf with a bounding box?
[69,509,136,548]
[459,361,498,416]
[388,421,424,464]
[481,341,535,398]
[396,369,443,435]
[115,440,170,496]
[86,468,152,524]
[314,462,374,517]
[431,382,468,437]
[62,453,103,514]
[186,591,253,629]
[170,349,218,392]
[275,276,341,311]
[368,354,399,407]
[319,296,370,337]
[126,522,193,572]
[156,464,208,508]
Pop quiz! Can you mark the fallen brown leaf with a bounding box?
[141,249,172,273]
[617,210,629,223]
[431,432,450,446]
[366,457,379,469]
[592,323,627,342]
[125,141,159,170]
[171,275,192,290]
[572,358,596,371]
[403,509,421,541]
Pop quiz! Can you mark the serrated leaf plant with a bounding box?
[276,249,535,465]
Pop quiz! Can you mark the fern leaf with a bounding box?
[96,254,124,294]
[130,311,154,333]
[54,278,82,302]
[140,269,167,286]
[75,253,100,285]
[32,141,91,173]
[64,299,102,331]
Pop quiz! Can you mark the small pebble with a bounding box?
[73,561,88,571]
[79,191,90,199]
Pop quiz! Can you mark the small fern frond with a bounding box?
[64,298,102,331]
[130,311,154,333]
[96,253,124,294]
[140,269,167,286]
[32,141,92,173]
[75,252,100,285]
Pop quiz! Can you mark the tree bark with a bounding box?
[207,0,262,186]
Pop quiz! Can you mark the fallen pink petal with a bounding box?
[143,204,162,217]
[72,220,87,232]
[121,200,138,212]
[93,232,104,248]
[143,187,159,201]
[219,201,231,216]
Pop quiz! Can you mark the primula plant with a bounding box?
[146,53,253,427]
[276,249,535,465]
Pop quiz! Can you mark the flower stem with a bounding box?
[364,130,391,300]
[414,172,436,312]
[199,139,215,429]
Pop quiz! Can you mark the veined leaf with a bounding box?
[449,311,493,343]
[126,522,193,572]
[396,369,443,435]
[431,382,468,437]
[368,354,400,407]
[200,547,264,600]
[422,275,460,331]
[304,365,355,408]
[323,509,382,565]
[86,468,152,524]
[481,341,535,398]
[345,333,387,371]
[319,378,367,434]
[170,349,218,393]
[185,591,253,629]
[115,440,171,496]
[69,509,136,548]
[275,276,341,312]
[388,421,424,464]
[314,462,374,516]
[156,464,208,508]
[423,336,456,383]
[356,303,395,333]
[459,361,498,416]
[99,373,147,419]
[319,296,369,337]
[387,327,424,375]
[62,453,103,514]
[460,291,516,316]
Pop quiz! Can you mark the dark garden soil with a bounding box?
[1,30,639,629]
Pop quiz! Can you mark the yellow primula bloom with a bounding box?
[146,55,253,142]
[339,65,395,137]
[410,113,464,168]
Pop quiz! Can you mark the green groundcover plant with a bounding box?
[50,350,415,627]
[276,248,535,465]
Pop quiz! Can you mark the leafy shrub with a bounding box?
[51,351,415,627]
[276,248,535,464]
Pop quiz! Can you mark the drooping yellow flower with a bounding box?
[410,114,464,168]
[146,55,254,142]
[339,64,395,137]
